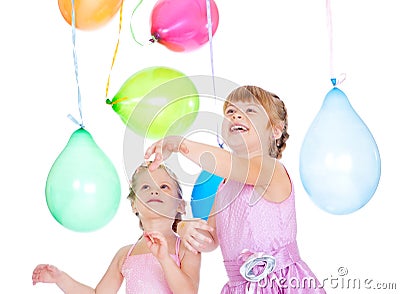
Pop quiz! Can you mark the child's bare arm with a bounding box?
[32,246,126,294]
[93,246,126,293]
[145,136,276,187]
[32,264,96,293]
[160,246,201,294]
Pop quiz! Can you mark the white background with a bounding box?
[1,0,399,293]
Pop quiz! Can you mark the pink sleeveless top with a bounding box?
[121,236,181,294]
[215,177,326,293]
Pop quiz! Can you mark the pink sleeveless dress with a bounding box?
[215,178,326,293]
[121,236,181,294]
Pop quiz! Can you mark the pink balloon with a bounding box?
[150,0,219,52]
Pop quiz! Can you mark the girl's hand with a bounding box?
[32,264,62,285]
[144,231,170,261]
[144,136,188,171]
[178,220,214,254]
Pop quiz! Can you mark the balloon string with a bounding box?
[326,0,334,85]
[205,0,223,149]
[68,0,84,128]
[105,0,124,101]
[130,0,146,46]
[326,0,346,87]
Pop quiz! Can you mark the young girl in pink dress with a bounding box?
[145,85,326,293]
[32,162,201,294]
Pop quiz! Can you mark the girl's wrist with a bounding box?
[158,253,175,265]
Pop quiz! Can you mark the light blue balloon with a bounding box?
[300,87,381,215]
[191,170,223,220]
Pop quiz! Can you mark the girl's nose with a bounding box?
[233,113,242,120]
[151,190,159,196]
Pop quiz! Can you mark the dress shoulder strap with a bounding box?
[126,242,137,257]
[175,235,181,257]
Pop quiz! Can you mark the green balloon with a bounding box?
[45,128,121,232]
[108,66,200,139]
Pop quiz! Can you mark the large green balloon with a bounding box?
[107,66,199,139]
[45,128,121,232]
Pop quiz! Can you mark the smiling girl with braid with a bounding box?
[145,85,326,293]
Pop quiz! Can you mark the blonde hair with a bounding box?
[127,162,183,232]
[223,85,289,159]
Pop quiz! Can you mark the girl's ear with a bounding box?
[272,124,283,139]
[131,201,138,215]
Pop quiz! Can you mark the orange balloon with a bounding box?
[58,0,123,30]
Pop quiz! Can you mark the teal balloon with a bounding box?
[300,87,381,215]
[191,170,223,220]
[45,128,121,232]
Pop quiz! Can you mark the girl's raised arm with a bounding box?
[145,136,276,187]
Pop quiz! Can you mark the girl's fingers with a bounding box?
[145,142,162,159]
[145,231,167,245]
[146,144,165,171]
[182,221,214,246]
[144,143,156,159]
[194,232,213,244]
[33,264,47,271]
[32,264,50,285]
[188,229,212,246]
[182,238,199,255]
[182,231,208,251]
[144,237,153,249]
[187,220,214,236]
[190,234,208,250]
[179,141,189,154]
[32,264,49,276]
[194,220,214,233]
[144,232,155,243]
[148,153,162,171]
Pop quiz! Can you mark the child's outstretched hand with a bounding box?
[144,136,188,171]
[144,231,170,261]
[32,264,62,285]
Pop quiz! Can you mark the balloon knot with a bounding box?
[107,97,128,105]
[149,33,160,44]
[331,73,346,88]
